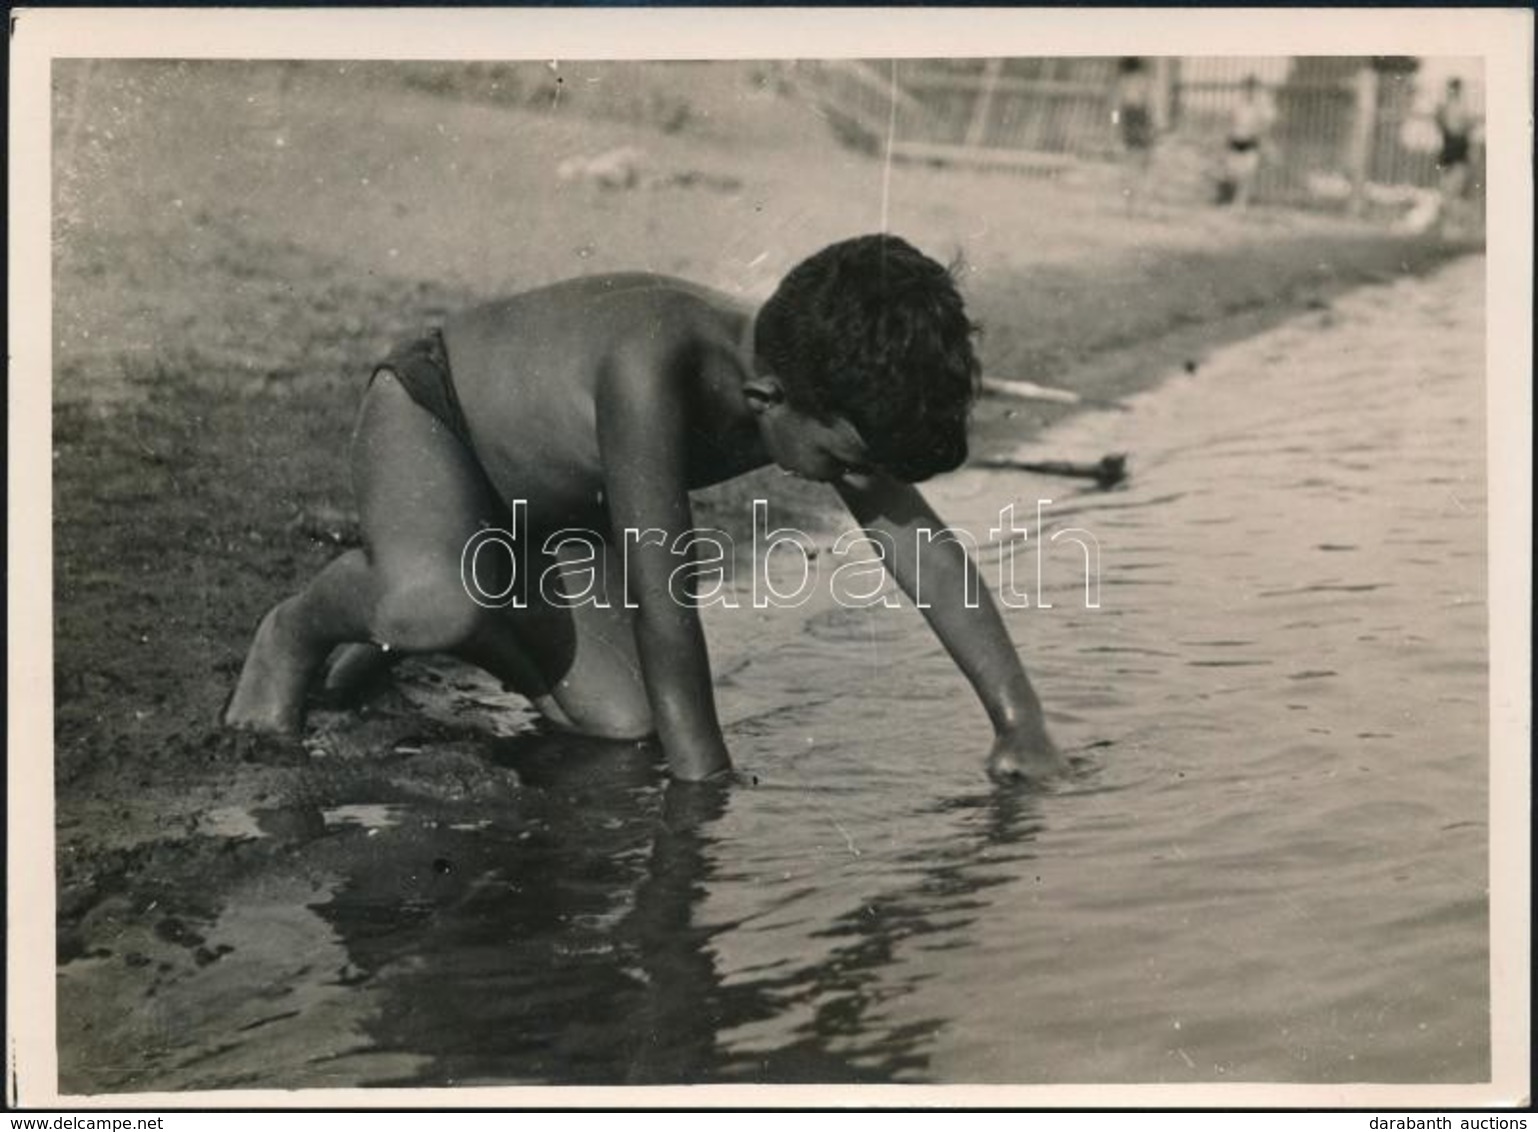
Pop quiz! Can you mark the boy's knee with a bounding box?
[558,684,654,742]
[576,703,655,742]
[371,577,485,653]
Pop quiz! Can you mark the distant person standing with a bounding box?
[1433,77,1477,238]
[1219,74,1276,208]
[1113,57,1157,214]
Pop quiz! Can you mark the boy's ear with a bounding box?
[743,374,785,414]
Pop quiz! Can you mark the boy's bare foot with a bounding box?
[224,602,319,734]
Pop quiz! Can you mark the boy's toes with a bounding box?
[222,699,303,735]
[237,730,310,766]
[223,666,308,733]
[202,726,310,767]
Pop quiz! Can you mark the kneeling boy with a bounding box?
[226,235,1063,784]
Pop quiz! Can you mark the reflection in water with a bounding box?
[710,788,1045,1083]
[619,775,730,1083]
[309,733,1045,1085]
[314,736,662,1085]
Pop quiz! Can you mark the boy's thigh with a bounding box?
[350,382,649,735]
[352,371,505,589]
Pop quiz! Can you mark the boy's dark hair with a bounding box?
[754,234,980,483]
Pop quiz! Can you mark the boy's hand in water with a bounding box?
[986,727,1069,786]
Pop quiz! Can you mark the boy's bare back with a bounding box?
[444,273,760,532]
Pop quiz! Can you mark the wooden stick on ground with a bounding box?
[975,452,1129,489]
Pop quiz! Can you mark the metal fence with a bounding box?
[783,58,1124,172]
[786,56,1483,211]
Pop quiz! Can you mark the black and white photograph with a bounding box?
[8,8,1530,1107]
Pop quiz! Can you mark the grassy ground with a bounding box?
[50,60,1464,826]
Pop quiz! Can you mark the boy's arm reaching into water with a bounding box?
[835,472,1065,784]
[596,349,732,783]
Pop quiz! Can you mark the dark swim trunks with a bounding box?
[1120,104,1154,151]
[373,329,474,450]
[1439,132,1471,167]
[1227,136,1259,154]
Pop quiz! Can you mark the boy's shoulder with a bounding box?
[481,271,741,318]
[444,272,752,415]
[453,272,745,355]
